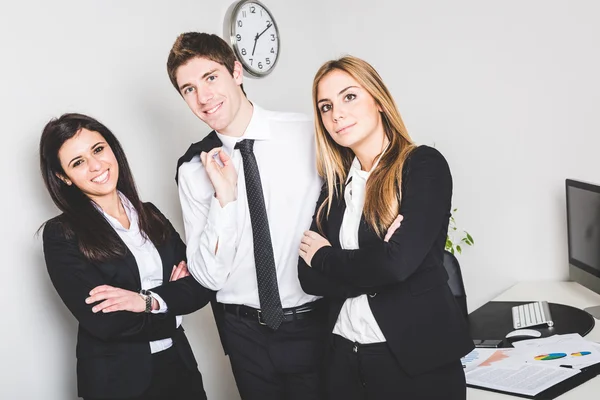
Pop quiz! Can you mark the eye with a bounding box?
[93,146,104,154]
[207,75,217,82]
[182,86,194,95]
[72,159,83,168]
[320,104,332,113]
[344,93,357,102]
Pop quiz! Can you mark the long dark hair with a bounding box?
[39,113,170,262]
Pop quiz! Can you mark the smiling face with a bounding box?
[57,128,119,203]
[316,69,385,152]
[175,56,246,135]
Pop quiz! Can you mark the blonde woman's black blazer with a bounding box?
[298,145,474,376]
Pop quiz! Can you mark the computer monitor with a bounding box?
[566,179,600,319]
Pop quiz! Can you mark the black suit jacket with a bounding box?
[43,203,213,399]
[298,146,474,376]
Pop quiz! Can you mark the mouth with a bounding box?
[91,169,110,184]
[203,102,223,115]
[336,123,356,134]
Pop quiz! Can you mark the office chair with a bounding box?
[443,250,468,319]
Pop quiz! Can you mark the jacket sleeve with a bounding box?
[311,147,452,288]
[43,220,178,342]
[148,204,215,316]
[298,184,368,298]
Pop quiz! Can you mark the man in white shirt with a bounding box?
[166,32,325,400]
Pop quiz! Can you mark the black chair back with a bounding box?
[443,250,468,319]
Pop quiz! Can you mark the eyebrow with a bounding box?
[67,141,105,167]
[317,85,359,104]
[178,69,219,92]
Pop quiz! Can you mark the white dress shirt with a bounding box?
[99,193,182,353]
[178,103,322,308]
[332,156,387,344]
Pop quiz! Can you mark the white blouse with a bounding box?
[332,154,387,344]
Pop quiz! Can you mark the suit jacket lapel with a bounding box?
[154,239,172,285]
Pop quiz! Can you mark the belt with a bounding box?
[220,300,322,325]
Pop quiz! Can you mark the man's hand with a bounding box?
[299,230,331,267]
[200,147,237,207]
[86,286,156,313]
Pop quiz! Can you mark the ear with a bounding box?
[233,60,244,85]
[56,173,72,186]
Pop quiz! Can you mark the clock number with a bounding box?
[258,62,263,70]
[266,20,271,26]
[270,47,275,54]
[266,58,271,65]
[250,6,256,13]
[270,34,276,41]
[237,20,243,27]
[236,34,242,41]
[241,48,247,56]
[242,11,247,18]
[249,58,253,65]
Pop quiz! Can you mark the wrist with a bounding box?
[216,188,237,207]
[139,289,153,313]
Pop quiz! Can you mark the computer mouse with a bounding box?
[505,329,542,341]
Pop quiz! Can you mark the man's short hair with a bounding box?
[167,32,245,96]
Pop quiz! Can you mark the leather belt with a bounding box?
[220,300,322,325]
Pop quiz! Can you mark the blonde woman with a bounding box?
[298,56,473,399]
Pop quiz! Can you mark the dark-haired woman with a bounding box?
[40,113,211,400]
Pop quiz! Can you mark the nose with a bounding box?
[333,108,345,123]
[88,156,102,172]
[197,87,214,105]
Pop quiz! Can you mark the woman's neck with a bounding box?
[91,191,129,228]
[353,132,390,172]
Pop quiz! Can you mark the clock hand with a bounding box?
[255,23,273,40]
[251,32,259,56]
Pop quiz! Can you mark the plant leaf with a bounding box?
[466,232,474,244]
[457,245,462,254]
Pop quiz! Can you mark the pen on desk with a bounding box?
[559,364,573,369]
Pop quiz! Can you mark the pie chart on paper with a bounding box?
[571,351,592,357]
[534,353,567,361]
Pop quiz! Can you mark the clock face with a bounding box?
[231,1,280,77]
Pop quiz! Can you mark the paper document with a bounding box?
[466,363,580,396]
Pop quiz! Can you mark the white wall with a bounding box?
[320,0,600,310]
[0,1,331,399]
[3,0,600,398]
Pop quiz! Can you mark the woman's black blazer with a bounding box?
[43,203,213,399]
[299,145,474,376]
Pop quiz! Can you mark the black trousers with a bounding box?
[84,345,206,400]
[326,334,466,400]
[221,307,327,400]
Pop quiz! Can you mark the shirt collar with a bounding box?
[94,191,138,232]
[216,102,271,155]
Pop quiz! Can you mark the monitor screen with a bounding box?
[566,179,600,279]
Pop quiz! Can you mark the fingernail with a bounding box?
[92,307,98,313]
[85,298,91,304]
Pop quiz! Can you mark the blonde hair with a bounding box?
[312,55,416,238]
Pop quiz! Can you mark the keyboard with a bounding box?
[511,301,554,329]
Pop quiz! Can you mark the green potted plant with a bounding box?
[446,208,474,255]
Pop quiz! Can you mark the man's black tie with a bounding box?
[234,139,284,329]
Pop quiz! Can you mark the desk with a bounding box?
[467,282,600,399]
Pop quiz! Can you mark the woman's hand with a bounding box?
[170,260,190,281]
[86,286,156,313]
[299,230,331,267]
[384,214,403,242]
